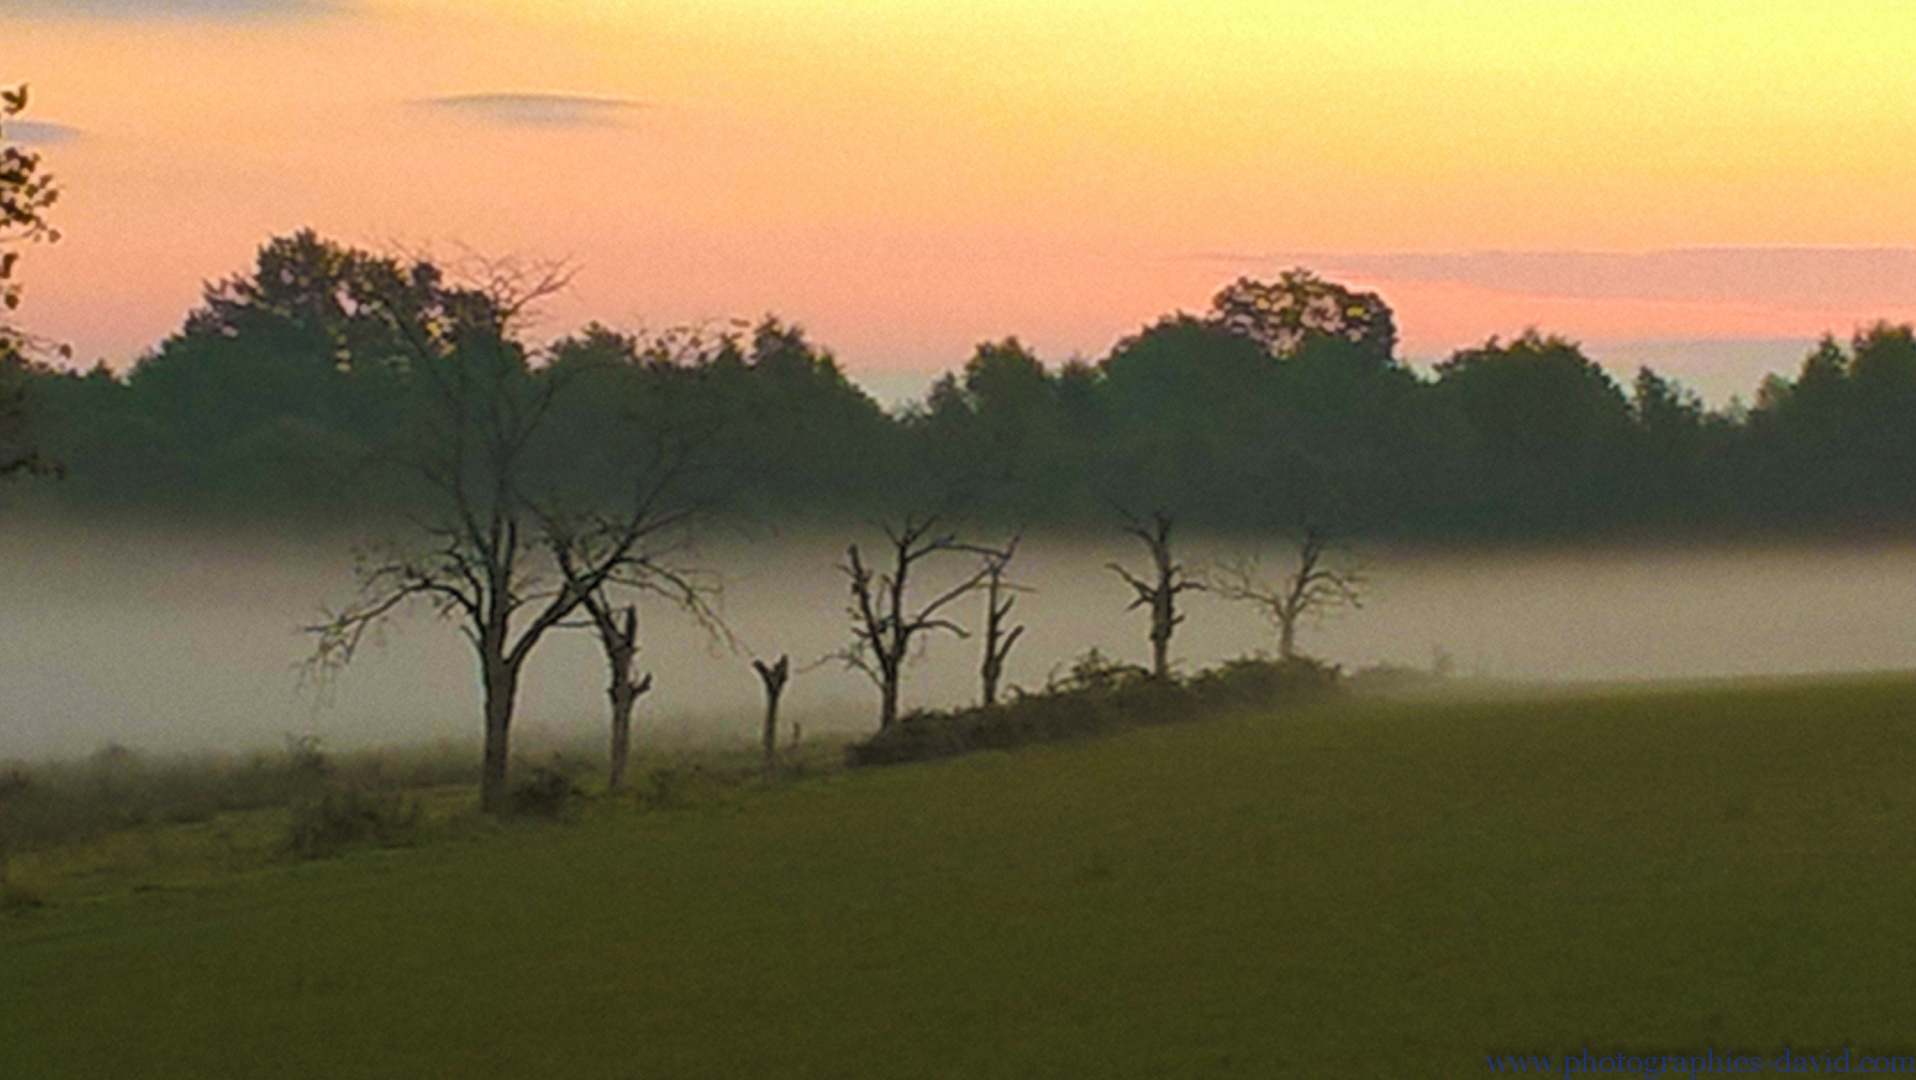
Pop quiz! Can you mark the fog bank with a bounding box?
[2,524,1913,761]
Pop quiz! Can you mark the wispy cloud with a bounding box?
[2,120,81,145]
[1198,248,1916,313]
[3,0,339,18]
[417,93,647,129]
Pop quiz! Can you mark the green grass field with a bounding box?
[6,677,1916,1078]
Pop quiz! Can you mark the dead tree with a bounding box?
[839,517,995,730]
[752,655,791,773]
[1107,509,1201,679]
[978,537,1028,707]
[559,528,725,793]
[305,244,706,814]
[577,595,653,792]
[1209,525,1364,660]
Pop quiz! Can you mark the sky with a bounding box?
[8,0,1916,405]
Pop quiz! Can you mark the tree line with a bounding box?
[5,230,1916,540]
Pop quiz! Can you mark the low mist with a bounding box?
[3,522,1913,762]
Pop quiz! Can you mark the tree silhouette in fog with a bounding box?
[301,238,713,813]
[1107,509,1201,680]
[838,518,1003,730]
[1209,525,1365,661]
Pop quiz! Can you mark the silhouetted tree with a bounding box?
[1434,330,1634,532]
[305,239,705,813]
[1107,509,1200,679]
[1,83,61,481]
[1740,324,1916,521]
[839,518,996,729]
[906,339,1088,521]
[977,536,1027,707]
[543,324,735,791]
[1,84,58,335]
[1625,366,1715,520]
[709,317,895,515]
[752,655,790,773]
[564,551,724,792]
[577,596,652,792]
[122,231,422,511]
[1209,525,1364,660]
[1208,269,1396,363]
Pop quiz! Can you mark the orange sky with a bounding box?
[8,0,1916,402]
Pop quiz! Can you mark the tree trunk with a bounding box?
[607,678,637,792]
[1150,602,1173,680]
[978,552,1021,708]
[591,603,647,794]
[1278,616,1297,662]
[479,655,521,815]
[880,676,900,730]
[754,655,790,775]
[761,687,782,772]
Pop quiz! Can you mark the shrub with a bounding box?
[848,651,1342,768]
[509,765,580,820]
[1185,654,1342,710]
[282,785,419,860]
[1046,647,1151,695]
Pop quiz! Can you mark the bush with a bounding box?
[282,785,420,860]
[1046,647,1151,695]
[847,651,1342,768]
[1186,654,1343,710]
[509,765,580,820]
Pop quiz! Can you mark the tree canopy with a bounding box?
[14,235,1916,542]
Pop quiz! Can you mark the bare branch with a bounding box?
[1107,508,1197,679]
[1206,526,1365,660]
[839,518,996,727]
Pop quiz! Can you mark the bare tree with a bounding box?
[1107,509,1201,679]
[978,535,1028,707]
[563,542,724,792]
[576,596,652,792]
[752,654,791,773]
[839,517,996,730]
[1209,525,1364,660]
[306,247,707,813]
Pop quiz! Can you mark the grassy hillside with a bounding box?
[6,678,1916,1078]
